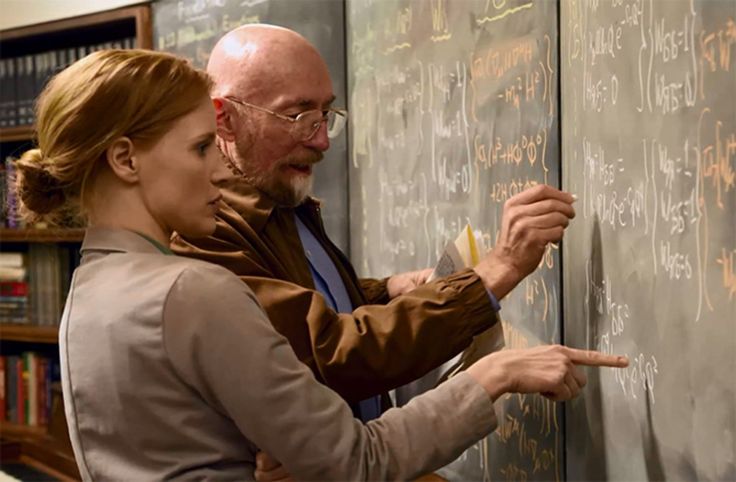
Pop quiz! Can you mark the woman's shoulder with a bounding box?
[160,256,267,336]
[164,256,257,303]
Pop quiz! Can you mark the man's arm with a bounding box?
[367,185,575,305]
[358,267,434,305]
[358,277,391,304]
[245,268,497,403]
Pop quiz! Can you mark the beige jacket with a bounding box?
[60,227,497,481]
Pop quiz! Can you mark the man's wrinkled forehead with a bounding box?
[236,57,333,106]
[269,94,337,111]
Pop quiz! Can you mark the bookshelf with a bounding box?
[0,323,59,344]
[0,5,152,480]
[0,420,46,438]
[0,125,33,142]
[0,228,85,243]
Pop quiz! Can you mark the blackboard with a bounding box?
[152,0,349,253]
[561,0,735,480]
[348,0,563,479]
[348,0,735,480]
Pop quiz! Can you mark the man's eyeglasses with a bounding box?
[224,96,348,142]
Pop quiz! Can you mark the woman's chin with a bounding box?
[177,222,216,240]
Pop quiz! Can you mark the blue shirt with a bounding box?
[295,216,382,422]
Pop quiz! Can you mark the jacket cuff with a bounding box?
[359,277,391,304]
[435,268,500,331]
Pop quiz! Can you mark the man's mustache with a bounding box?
[282,151,324,166]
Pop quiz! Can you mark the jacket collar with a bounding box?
[220,180,322,233]
[81,226,165,256]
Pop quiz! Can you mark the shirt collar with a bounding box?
[81,227,168,256]
[220,179,322,233]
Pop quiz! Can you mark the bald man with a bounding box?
[171,25,577,424]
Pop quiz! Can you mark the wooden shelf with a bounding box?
[19,436,80,481]
[0,5,153,49]
[0,422,47,439]
[0,228,85,243]
[0,125,34,142]
[0,324,59,343]
[1,432,80,481]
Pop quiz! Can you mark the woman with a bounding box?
[16,49,627,481]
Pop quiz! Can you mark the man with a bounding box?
[171,25,576,422]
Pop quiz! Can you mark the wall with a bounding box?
[0,0,149,31]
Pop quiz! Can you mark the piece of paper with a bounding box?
[428,224,481,281]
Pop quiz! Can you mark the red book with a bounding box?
[0,281,29,297]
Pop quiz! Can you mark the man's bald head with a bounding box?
[207,24,330,101]
[206,24,335,208]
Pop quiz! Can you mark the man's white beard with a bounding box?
[233,141,319,207]
[251,172,313,207]
[289,174,314,206]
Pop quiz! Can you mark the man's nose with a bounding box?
[303,120,330,151]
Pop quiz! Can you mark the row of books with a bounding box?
[0,37,137,128]
[1,247,77,326]
[0,352,60,427]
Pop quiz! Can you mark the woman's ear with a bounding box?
[105,137,139,183]
[213,98,237,142]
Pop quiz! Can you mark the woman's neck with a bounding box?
[86,174,171,247]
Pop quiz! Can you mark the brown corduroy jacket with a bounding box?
[171,181,498,403]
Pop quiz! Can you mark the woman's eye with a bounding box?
[196,141,211,156]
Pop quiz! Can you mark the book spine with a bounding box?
[27,353,37,426]
[6,57,17,127]
[38,357,48,426]
[0,356,5,422]
[6,356,17,423]
[0,281,29,297]
[0,59,7,128]
[16,356,25,425]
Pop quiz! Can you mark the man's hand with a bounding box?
[387,268,434,298]
[467,345,629,402]
[254,452,293,482]
[474,184,576,300]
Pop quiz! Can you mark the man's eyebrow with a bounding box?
[288,95,337,109]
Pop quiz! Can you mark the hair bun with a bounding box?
[15,149,67,215]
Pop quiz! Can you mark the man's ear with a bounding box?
[213,97,237,142]
[105,137,139,184]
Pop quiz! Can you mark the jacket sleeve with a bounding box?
[171,232,499,403]
[247,269,497,402]
[162,264,497,481]
[359,277,391,305]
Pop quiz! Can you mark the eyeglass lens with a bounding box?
[295,110,346,141]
